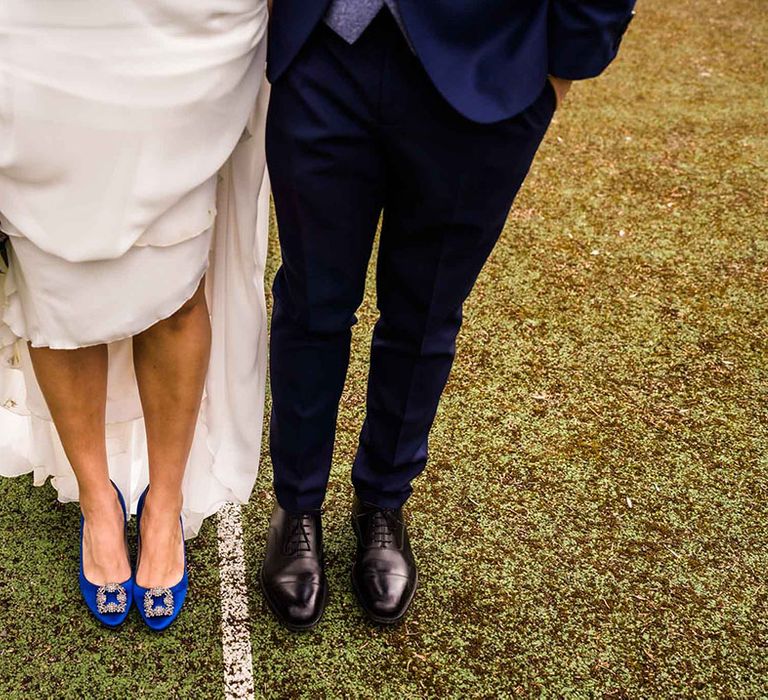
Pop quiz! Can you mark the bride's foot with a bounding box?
[81,486,131,585]
[135,490,185,588]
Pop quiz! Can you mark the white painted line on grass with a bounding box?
[217,503,255,700]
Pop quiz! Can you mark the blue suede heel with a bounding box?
[133,486,188,631]
[79,480,133,629]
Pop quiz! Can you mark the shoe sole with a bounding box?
[350,564,419,626]
[259,566,328,633]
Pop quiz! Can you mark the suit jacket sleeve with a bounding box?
[548,1,636,80]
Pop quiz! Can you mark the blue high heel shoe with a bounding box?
[79,480,133,629]
[133,486,188,631]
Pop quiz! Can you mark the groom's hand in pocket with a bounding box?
[548,75,573,109]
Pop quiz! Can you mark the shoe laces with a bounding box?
[284,513,313,556]
[370,509,399,548]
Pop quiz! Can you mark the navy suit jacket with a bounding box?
[267,1,636,124]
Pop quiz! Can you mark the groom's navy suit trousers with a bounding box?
[266,6,634,512]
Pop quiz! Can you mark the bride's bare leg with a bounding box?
[133,278,211,587]
[27,344,131,585]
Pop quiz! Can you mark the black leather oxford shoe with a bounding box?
[260,505,328,631]
[351,497,418,625]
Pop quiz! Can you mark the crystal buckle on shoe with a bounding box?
[144,587,174,617]
[96,583,128,614]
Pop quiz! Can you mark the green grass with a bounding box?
[1,0,766,696]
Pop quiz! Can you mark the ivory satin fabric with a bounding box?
[0,1,270,536]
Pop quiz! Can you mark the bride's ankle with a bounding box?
[142,487,183,522]
[79,484,121,521]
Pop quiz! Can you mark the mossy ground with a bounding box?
[1,0,766,697]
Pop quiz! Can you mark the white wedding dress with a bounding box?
[0,1,270,536]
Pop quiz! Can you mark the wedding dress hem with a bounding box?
[1,252,210,352]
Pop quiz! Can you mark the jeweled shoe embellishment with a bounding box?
[96,583,128,614]
[144,587,174,617]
